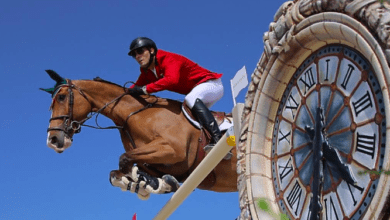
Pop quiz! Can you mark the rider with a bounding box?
[126,37,224,148]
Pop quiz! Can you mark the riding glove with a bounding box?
[126,85,146,96]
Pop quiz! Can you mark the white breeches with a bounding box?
[185,78,224,109]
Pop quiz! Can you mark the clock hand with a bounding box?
[305,126,315,139]
[306,107,326,220]
[305,126,321,220]
[322,140,357,185]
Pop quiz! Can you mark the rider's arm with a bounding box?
[130,70,149,89]
[144,57,182,94]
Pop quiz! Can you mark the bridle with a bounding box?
[47,79,90,137]
[47,79,158,145]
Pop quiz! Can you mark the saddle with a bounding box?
[181,103,233,190]
[182,104,233,131]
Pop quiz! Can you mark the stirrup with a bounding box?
[203,144,233,160]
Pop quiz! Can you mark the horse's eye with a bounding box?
[58,94,66,101]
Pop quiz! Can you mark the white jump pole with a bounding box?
[232,103,244,147]
[153,104,243,220]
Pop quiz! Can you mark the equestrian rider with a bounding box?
[126,37,224,148]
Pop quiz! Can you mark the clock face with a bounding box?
[271,45,386,219]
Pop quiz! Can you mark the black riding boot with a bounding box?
[191,99,222,147]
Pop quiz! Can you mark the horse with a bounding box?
[41,70,237,197]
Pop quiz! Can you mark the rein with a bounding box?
[81,93,127,131]
[47,80,158,145]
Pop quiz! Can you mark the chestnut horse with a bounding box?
[41,70,237,195]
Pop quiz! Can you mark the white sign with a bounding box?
[230,66,248,105]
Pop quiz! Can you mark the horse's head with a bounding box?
[41,70,91,153]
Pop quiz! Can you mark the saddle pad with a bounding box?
[181,104,233,131]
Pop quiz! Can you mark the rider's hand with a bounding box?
[126,85,146,96]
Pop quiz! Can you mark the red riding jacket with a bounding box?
[131,49,222,94]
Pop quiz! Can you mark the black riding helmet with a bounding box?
[128,37,157,56]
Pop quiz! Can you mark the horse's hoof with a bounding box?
[110,174,131,191]
[137,191,150,200]
[119,154,132,173]
[109,170,124,185]
[109,171,116,185]
[162,174,180,192]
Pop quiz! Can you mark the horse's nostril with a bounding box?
[50,136,57,144]
[50,136,63,148]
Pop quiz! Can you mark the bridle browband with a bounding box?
[47,79,158,145]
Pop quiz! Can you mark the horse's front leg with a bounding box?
[110,167,180,196]
[118,138,183,194]
[109,170,151,200]
[119,137,186,172]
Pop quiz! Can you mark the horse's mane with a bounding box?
[92,77,182,104]
[93,77,125,88]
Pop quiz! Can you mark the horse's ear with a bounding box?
[41,70,67,96]
[45,69,66,84]
[39,87,55,95]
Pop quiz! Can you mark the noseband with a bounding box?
[47,79,90,137]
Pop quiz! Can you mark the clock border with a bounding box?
[237,2,390,220]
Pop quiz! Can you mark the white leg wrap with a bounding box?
[110,171,150,200]
[136,181,151,200]
[127,166,179,194]
[143,177,178,194]
[123,177,151,200]
[128,165,140,182]
[110,175,130,191]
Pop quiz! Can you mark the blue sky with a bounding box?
[0,0,283,219]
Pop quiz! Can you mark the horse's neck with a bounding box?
[75,80,144,123]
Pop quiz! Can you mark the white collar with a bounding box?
[152,67,158,78]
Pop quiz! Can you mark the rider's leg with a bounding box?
[185,78,224,109]
[191,98,222,145]
[185,78,224,146]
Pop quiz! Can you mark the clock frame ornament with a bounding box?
[237,0,390,219]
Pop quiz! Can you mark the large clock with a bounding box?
[237,1,390,220]
[272,44,386,219]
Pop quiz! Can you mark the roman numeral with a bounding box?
[278,130,291,144]
[347,182,365,206]
[325,196,339,220]
[286,95,299,119]
[299,68,316,94]
[325,59,330,81]
[341,64,355,89]
[352,91,373,117]
[287,181,303,216]
[279,157,293,183]
[356,132,376,159]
